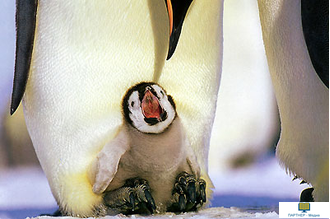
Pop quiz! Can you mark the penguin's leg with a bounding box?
[103,177,156,215]
[300,188,314,202]
[292,176,315,202]
[167,172,206,212]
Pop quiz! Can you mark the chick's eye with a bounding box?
[131,101,135,107]
[160,90,164,96]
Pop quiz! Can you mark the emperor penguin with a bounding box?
[11,0,223,216]
[258,0,329,201]
[89,82,206,214]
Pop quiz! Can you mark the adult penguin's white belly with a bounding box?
[22,1,223,216]
[258,0,328,201]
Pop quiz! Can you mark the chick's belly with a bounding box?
[104,148,188,197]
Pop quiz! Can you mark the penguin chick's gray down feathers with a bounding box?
[88,82,206,213]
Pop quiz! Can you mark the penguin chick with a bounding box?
[88,82,206,214]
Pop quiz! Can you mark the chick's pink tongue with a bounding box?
[142,90,161,119]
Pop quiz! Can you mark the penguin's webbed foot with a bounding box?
[103,178,156,215]
[168,172,206,212]
[293,176,315,202]
[300,187,314,202]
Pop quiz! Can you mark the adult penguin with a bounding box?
[258,0,329,201]
[11,0,223,216]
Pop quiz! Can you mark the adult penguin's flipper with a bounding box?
[301,0,329,87]
[165,0,193,60]
[10,0,38,115]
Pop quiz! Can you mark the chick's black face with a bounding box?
[122,82,176,134]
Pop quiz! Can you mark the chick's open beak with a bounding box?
[141,90,163,120]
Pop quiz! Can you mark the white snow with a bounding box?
[27,208,278,219]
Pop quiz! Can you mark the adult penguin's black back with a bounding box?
[301,0,329,87]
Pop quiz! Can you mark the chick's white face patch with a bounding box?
[126,84,176,134]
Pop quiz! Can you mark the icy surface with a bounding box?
[26,208,279,219]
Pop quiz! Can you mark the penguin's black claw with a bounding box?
[144,188,156,212]
[198,179,207,203]
[168,172,207,212]
[129,191,136,210]
[103,178,155,215]
[300,187,314,202]
[300,180,307,184]
[178,193,186,211]
[292,175,299,181]
[187,180,196,203]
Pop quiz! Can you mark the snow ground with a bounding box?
[27,208,279,219]
[0,158,307,219]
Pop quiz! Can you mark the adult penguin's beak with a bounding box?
[165,0,193,60]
